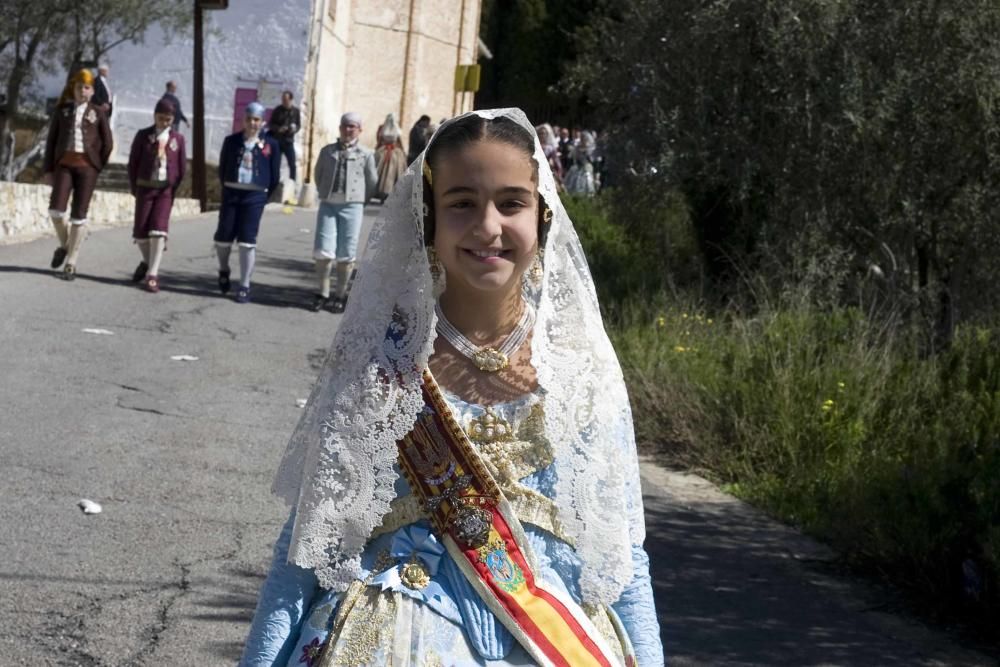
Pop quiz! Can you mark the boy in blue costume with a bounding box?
[214,102,280,303]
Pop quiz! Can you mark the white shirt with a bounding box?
[71,104,87,153]
[155,128,170,182]
[238,138,257,184]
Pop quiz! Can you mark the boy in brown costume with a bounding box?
[44,69,113,280]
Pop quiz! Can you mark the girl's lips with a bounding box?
[463,248,510,263]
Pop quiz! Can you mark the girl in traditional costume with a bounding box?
[563,131,598,197]
[375,113,408,203]
[240,109,662,666]
[535,123,563,187]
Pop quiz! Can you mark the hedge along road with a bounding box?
[0,205,993,666]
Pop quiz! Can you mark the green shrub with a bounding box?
[571,193,1000,624]
[564,188,697,317]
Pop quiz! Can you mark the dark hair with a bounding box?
[422,115,543,246]
[282,90,294,100]
[418,114,431,124]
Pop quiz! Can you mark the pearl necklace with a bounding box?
[435,301,535,373]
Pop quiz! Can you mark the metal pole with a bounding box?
[452,0,468,117]
[400,0,417,132]
[192,0,207,212]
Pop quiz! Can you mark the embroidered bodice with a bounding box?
[240,390,663,666]
[373,389,570,546]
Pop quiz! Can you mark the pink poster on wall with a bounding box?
[231,88,275,133]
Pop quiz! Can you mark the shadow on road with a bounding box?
[640,476,988,666]
[191,565,266,661]
[0,263,325,311]
[0,264,131,288]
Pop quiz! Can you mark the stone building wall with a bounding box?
[304,0,482,164]
[33,0,482,186]
[0,183,200,245]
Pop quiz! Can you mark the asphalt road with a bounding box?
[0,207,993,666]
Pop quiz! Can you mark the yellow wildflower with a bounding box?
[821,398,835,412]
[682,313,689,319]
[837,381,846,389]
[674,345,687,353]
[707,319,714,325]
[656,316,666,328]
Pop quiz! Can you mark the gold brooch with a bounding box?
[400,556,430,590]
[471,348,509,373]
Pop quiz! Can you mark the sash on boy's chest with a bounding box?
[395,370,631,667]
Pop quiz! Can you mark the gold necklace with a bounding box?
[435,302,535,373]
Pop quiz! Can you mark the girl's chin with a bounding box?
[449,270,522,294]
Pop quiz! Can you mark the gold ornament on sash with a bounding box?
[400,556,431,590]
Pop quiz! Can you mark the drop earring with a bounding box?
[427,246,443,283]
[529,249,545,288]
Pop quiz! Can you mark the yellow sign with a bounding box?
[454,65,482,93]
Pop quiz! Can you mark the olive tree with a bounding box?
[569,0,1000,340]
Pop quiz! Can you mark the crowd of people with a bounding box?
[535,122,606,196]
[39,68,605,311]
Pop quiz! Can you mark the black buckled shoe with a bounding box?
[330,296,347,314]
[51,247,68,269]
[310,295,328,312]
[132,261,149,283]
[218,270,231,294]
[61,264,76,281]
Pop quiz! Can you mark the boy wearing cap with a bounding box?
[311,111,377,313]
[127,99,187,292]
[44,69,113,280]
[213,101,280,303]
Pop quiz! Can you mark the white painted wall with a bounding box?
[37,0,311,169]
[0,182,200,245]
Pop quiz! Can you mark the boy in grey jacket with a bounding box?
[312,112,377,312]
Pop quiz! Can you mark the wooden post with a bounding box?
[192,0,206,212]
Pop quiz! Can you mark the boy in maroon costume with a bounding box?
[127,99,187,292]
[44,69,113,280]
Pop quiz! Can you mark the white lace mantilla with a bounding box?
[272,108,644,607]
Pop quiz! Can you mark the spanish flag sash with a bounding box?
[395,370,633,667]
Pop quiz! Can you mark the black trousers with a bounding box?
[278,140,296,180]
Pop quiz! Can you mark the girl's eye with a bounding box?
[501,200,526,211]
[449,201,474,210]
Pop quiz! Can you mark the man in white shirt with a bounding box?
[92,64,112,118]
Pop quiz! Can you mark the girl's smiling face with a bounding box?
[431,139,539,295]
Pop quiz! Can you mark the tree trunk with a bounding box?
[1,63,30,178]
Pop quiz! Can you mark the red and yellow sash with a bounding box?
[396,371,632,667]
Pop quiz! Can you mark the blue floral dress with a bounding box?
[240,391,663,666]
